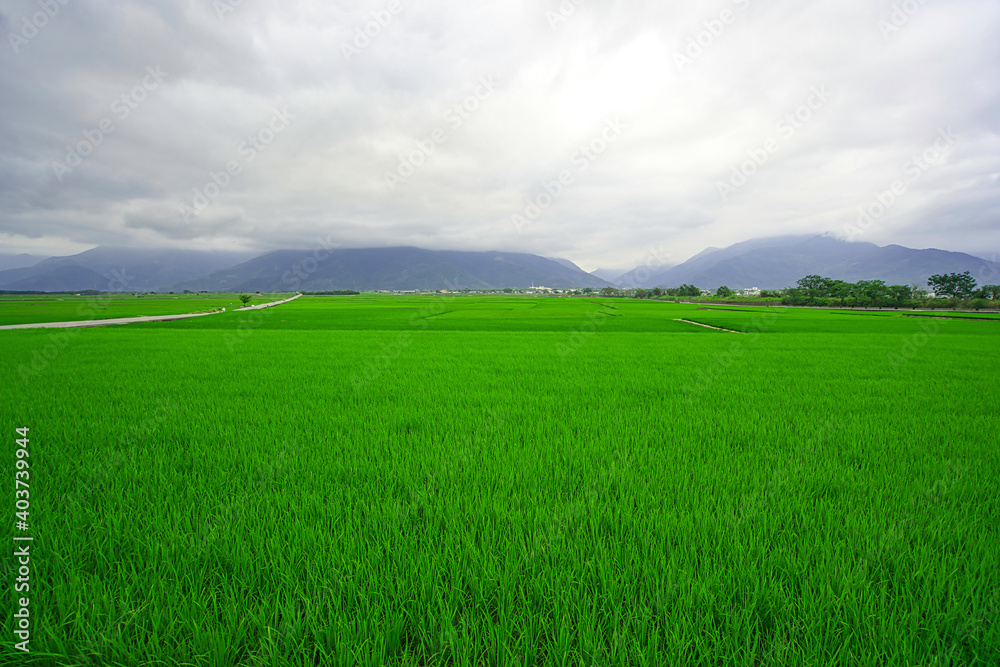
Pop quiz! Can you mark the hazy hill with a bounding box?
[0,247,258,292]
[8,238,995,294]
[627,235,1000,289]
[0,264,107,292]
[172,247,611,292]
[546,257,585,273]
[590,267,633,282]
[0,254,47,272]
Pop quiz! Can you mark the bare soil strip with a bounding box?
[0,294,302,330]
[235,294,302,311]
[0,311,220,330]
[674,318,742,333]
[901,313,999,321]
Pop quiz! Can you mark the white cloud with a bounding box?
[1,0,999,269]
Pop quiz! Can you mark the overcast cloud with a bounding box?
[1,0,998,271]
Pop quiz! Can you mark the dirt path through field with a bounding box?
[674,319,742,333]
[234,294,301,311]
[0,294,302,330]
[0,311,221,330]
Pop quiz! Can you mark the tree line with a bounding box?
[588,271,999,310]
[780,271,999,308]
[592,285,701,298]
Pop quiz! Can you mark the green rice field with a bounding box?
[2,295,998,665]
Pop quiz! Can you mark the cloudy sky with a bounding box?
[1,0,998,272]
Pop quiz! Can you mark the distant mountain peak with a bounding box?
[625,236,1000,289]
[0,247,259,292]
[173,247,611,292]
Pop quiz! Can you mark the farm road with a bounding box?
[235,294,301,311]
[0,294,302,330]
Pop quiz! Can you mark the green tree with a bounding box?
[716,286,734,297]
[796,275,828,299]
[855,280,888,307]
[981,285,1000,300]
[781,287,804,306]
[888,284,911,307]
[678,284,701,297]
[830,280,853,307]
[601,286,619,297]
[239,294,252,307]
[928,271,976,299]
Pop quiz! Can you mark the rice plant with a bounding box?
[2,296,997,665]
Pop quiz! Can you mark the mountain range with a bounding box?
[0,247,610,292]
[0,247,257,292]
[2,236,997,292]
[0,254,48,272]
[172,247,610,292]
[615,235,1000,289]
